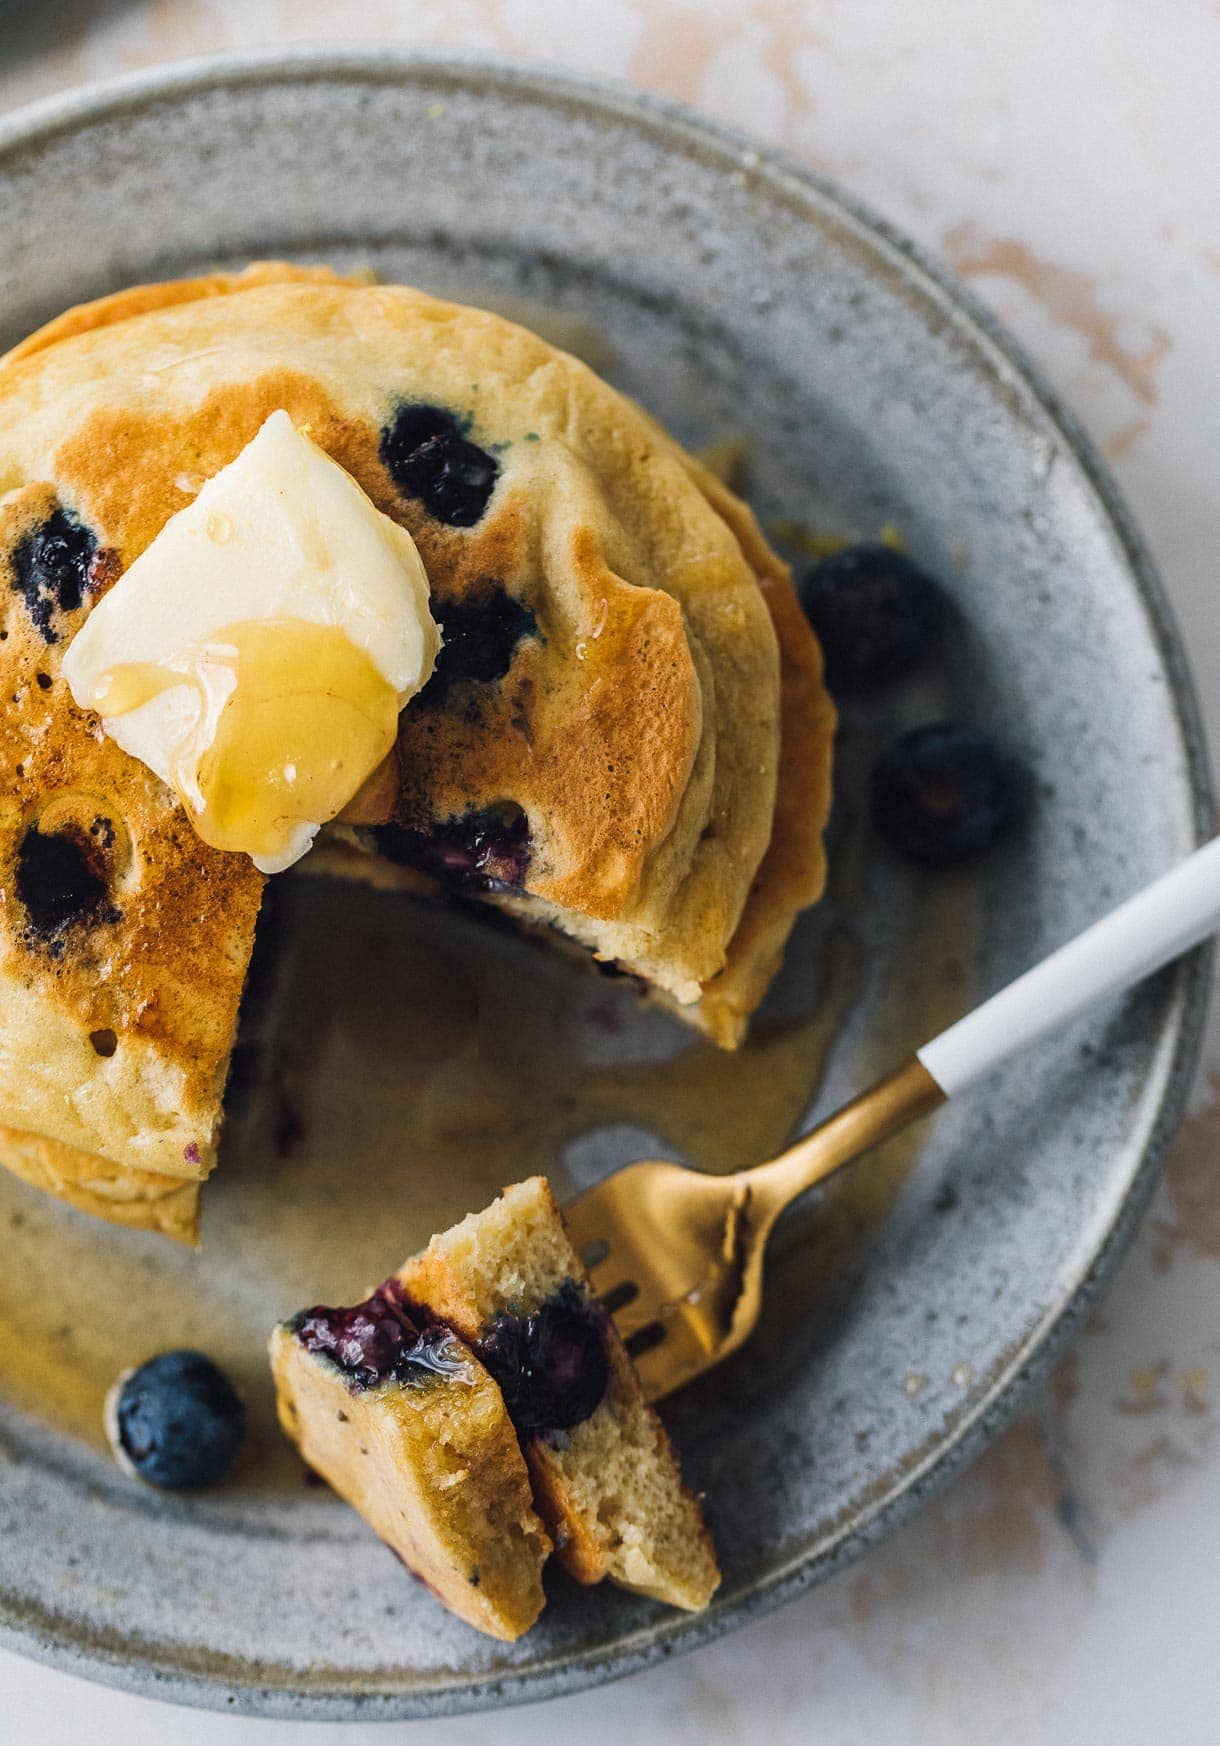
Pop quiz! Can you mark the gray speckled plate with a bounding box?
[0,51,1211,1722]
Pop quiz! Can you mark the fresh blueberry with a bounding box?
[294,1287,467,1391]
[422,584,538,702]
[372,803,531,894]
[871,723,1023,866]
[380,404,499,527]
[107,1350,245,1490]
[799,543,943,684]
[11,508,101,643]
[477,1281,610,1435]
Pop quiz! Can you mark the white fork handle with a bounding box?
[918,835,1220,1097]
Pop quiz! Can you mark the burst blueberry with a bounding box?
[373,803,531,894]
[871,723,1023,866]
[423,584,538,701]
[294,1287,467,1391]
[380,404,499,527]
[107,1349,245,1490]
[476,1282,610,1435]
[799,543,943,685]
[16,824,115,939]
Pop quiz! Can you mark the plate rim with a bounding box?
[0,45,1212,1721]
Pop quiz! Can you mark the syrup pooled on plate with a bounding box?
[0,882,858,1473]
[0,763,977,1478]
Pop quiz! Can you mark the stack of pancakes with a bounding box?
[0,265,833,1241]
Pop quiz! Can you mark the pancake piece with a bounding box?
[400,1177,721,1611]
[270,1283,550,1641]
[0,265,833,1223]
[0,478,264,1181]
[0,1124,199,1242]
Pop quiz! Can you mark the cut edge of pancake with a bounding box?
[0,1123,200,1242]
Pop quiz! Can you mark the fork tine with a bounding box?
[561,1056,952,1402]
[597,1280,670,1344]
[627,1302,724,1402]
[562,1158,759,1400]
[598,1279,639,1317]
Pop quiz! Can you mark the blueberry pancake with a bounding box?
[0,264,833,1227]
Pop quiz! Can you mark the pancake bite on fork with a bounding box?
[271,1176,719,1639]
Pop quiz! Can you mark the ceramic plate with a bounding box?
[0,52,1210,1721]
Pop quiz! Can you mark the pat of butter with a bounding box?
[63,410,440,873]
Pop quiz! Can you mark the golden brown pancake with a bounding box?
[0,265,833,1233]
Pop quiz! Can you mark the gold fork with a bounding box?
[564,836,1220,1403]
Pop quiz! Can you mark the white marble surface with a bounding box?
[3,2,1220,1741]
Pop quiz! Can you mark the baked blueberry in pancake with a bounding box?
[0,264,834,1233]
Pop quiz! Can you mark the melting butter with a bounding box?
[63,411,439,872]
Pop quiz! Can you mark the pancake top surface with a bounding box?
[0,265,831,1183]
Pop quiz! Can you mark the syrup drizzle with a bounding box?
[94,619,399,867]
